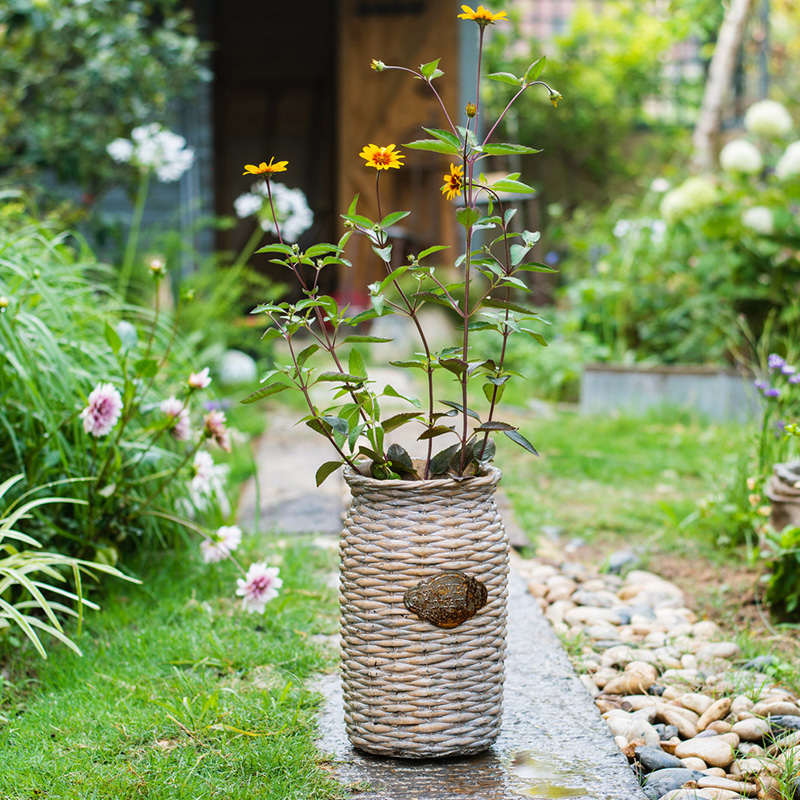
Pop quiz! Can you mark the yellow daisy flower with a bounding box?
[441,163,464,201]
[457,5,507,25]
[242,157,288,176]
[359,143,405,171]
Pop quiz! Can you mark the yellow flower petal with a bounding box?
[242,157,288,176]
[359,143,405,171]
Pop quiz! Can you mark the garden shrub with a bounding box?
[0,205,233,564]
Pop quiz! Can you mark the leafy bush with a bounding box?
[0,475,129,658]
[0,0,209,194]
[761,524,800,618]
[0,208,233,563]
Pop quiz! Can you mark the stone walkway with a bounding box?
[240,411,648,800]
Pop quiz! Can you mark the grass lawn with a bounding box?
[0,536,345,800]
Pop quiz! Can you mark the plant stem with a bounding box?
[118,170,150,299]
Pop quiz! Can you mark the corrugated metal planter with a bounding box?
[580,364,759,421]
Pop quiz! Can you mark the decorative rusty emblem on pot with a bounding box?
[404,571,488,628]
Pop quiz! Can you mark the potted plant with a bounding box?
[241,4,559,758]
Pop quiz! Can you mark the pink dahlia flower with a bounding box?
[200,524,242,564]
[161,396,191,442]
[235,562,283,614]
[203,409,231,452]
[80,382,123,437]
[188,367,212,390]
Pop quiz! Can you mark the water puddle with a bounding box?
[508,751,590,798]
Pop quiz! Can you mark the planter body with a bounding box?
[580,364,759,422]
[339,466,508,758]
[766,462,800,532]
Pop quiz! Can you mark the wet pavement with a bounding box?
[242,409,647,800]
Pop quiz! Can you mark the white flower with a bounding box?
[744,100,793,139]
[649,178,670,194]
[719,139,763,175]
[233,181,313,243]
[741,205,774,235]
[219,349,257,386]
[188,450,230,514]
[108,123,194,183]
[660,176,717,224]
[776,141,800,181]
[236,562,283,613]
[201,524,242,564]
[234,193,263,219]
[107,138,134,163]
[613,219,632,239]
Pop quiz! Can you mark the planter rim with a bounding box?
[583,362,751,377]
[343,463,501,491]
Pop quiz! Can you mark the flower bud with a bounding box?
[148,257,166,278]
[465,102,477,119]
[371,59,386,72]
[0,296,8,310]
[549,90,562,108]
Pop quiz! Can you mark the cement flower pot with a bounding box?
[338,465,509,758]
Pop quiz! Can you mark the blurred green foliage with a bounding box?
[0,0,209,195]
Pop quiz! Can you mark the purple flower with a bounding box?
[203,399,231,412]
[781,364,797,376]
[775,420,787,434]
[755,380,768,390]
[235,562,283,613]
[790,374,800,385]
[763,387,780,397]
[768,353,786,371]
[80,382,123,437]
[204,409,231,452]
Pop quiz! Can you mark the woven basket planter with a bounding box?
[339,465,509,758]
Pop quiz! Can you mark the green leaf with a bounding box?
[510,243,531,266]
[440,400,480,420]
[524,55,546,84]
[260,327,284,342]
[104,322,121,355]
[488,71,522,86]
[522,328,548,346]
[475,437,497,463]
[382,412,423,433]
[421,126,462,151]
[429,444,461,475]
[418,425,456,440]
[387,443,415,473]
[322,416,349,436]
[475,421,516,432]
[305,243,340,258]
[348,348,367,379]
[417,245,450,260]
[389,359,430,371]
[497,275,530,291]
[438,357,468,376]
[240,382,290,404]
[483,382,505,404]
[373,244,392,262]
[411,290,455,310]
[347,194,359,215]
[376,264,409,294]
[504,429,539,456]
[481,143,542,156]
[455,206,482,229]
[316,371,366,384]
[296,344,319,366]
[316,461,343,486]
[517,261,558,273]
[490,178,536,194]
[404,139,461,155]
[419,58,442,79]
[482,298,543,317]
[380,211,411,228]
[255,243,293,255]
[133,358,158,378]
[383,384,421,407]
[342,335,394,344]
[341,213,376,229]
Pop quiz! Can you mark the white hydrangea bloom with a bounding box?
[233,181,313,243]
[776,141,800,181]
[744,100,793,139]
[741,205,774,235]
[660,176,717,224]
[107,123,194,183]
[719,139,763,175]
